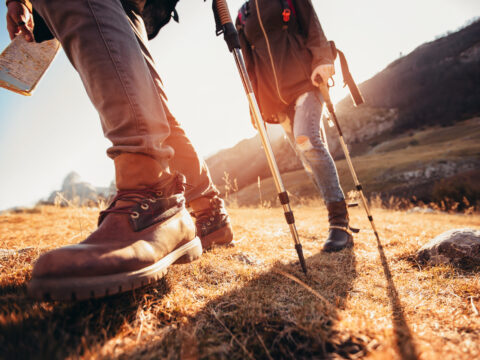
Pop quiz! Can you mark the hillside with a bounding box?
[206,20,480,203]
[0,205,479,358]
[350,19,480,130]
[205,125,301,191]
[325,18,480,154]
[232,118,480,206]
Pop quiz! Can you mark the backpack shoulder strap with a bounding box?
[237,2,250,27]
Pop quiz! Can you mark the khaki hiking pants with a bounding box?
[31,0,218,203]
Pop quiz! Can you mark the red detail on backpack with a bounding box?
[238,11,245,25]
[282,8,291,22]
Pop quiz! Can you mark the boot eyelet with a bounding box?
[141,203,149,210]
[207,222,211,225]
[156,191,163,196]
[148,198,157,203]
[210,217,214,221]
[131,212,140,219]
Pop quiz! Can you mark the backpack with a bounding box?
[143,0,180,40]
[237,0,296,28]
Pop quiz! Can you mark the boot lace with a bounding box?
[100,188,164,219]
[99,175,191,221]
[190,198,223,229]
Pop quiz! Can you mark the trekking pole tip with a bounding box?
[295,244,308,274]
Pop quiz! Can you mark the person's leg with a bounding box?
[279,112,323,194]
[32,0,174,166]
[292,91,353,252]
[163,105,233,249]
[28,0,201,301]
[122,4,233,249]
[292,92,344,203]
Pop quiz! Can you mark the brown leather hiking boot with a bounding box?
[189,197,233,249]
[28,154,202,301]
[322,200,354,252]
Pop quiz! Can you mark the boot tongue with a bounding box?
[154,172,185,197]
[98,173,186,226]
[116,173,184,208]
[116,172,184,197]
[189,197,212,212]
[190,197,221,223]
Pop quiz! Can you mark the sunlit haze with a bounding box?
[0,0,478,210]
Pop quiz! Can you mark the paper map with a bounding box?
[0,36,60,96]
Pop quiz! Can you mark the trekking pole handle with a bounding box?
[213,0,241,52]
[315,75,335,111]
[315,75,344,137]
[214,0,233,26]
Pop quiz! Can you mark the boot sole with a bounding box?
[322,237,354,253]
[201,223,234,250]
[27,237,202,301]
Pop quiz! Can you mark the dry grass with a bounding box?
[0,205,479,359]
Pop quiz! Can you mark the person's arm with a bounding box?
[6,0,34,41]
[294,0,334,85]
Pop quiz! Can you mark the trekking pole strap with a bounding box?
[327,41,364,107]
[213,0,241,51]
[337,49,364,106]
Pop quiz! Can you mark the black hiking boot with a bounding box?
[190,197,233,249]
[322,200,355,252]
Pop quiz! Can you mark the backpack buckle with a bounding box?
[282,8,291,23]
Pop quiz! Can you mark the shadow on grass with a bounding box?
[0,279,171,359]
[126,247,362,359]
[0,247,360,359]
[375,237,419,360]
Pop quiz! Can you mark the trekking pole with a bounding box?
[212,0,307,274]
[316,78,381,243]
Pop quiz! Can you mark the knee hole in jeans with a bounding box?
[295,135,314,152]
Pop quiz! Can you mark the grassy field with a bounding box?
[234,118,480,206]
[0,204,479,359]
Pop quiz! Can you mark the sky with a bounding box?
[0,0,478,210]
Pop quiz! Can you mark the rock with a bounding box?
[0,249,17,257]
[46,172,115,206]
[416,228,480,268]
[407,206,436,214]
[0,247,35,259]
[3,207,41,214]
[381,160,477,184]
[62,172,82,189]
[231,253,263,266]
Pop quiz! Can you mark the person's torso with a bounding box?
[239,0,315,119]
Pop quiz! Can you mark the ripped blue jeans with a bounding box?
[279,90,345,203]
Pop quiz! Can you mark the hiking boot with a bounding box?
[189,196,233,249]
[322,200,354,252]
[28,154,202,301]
